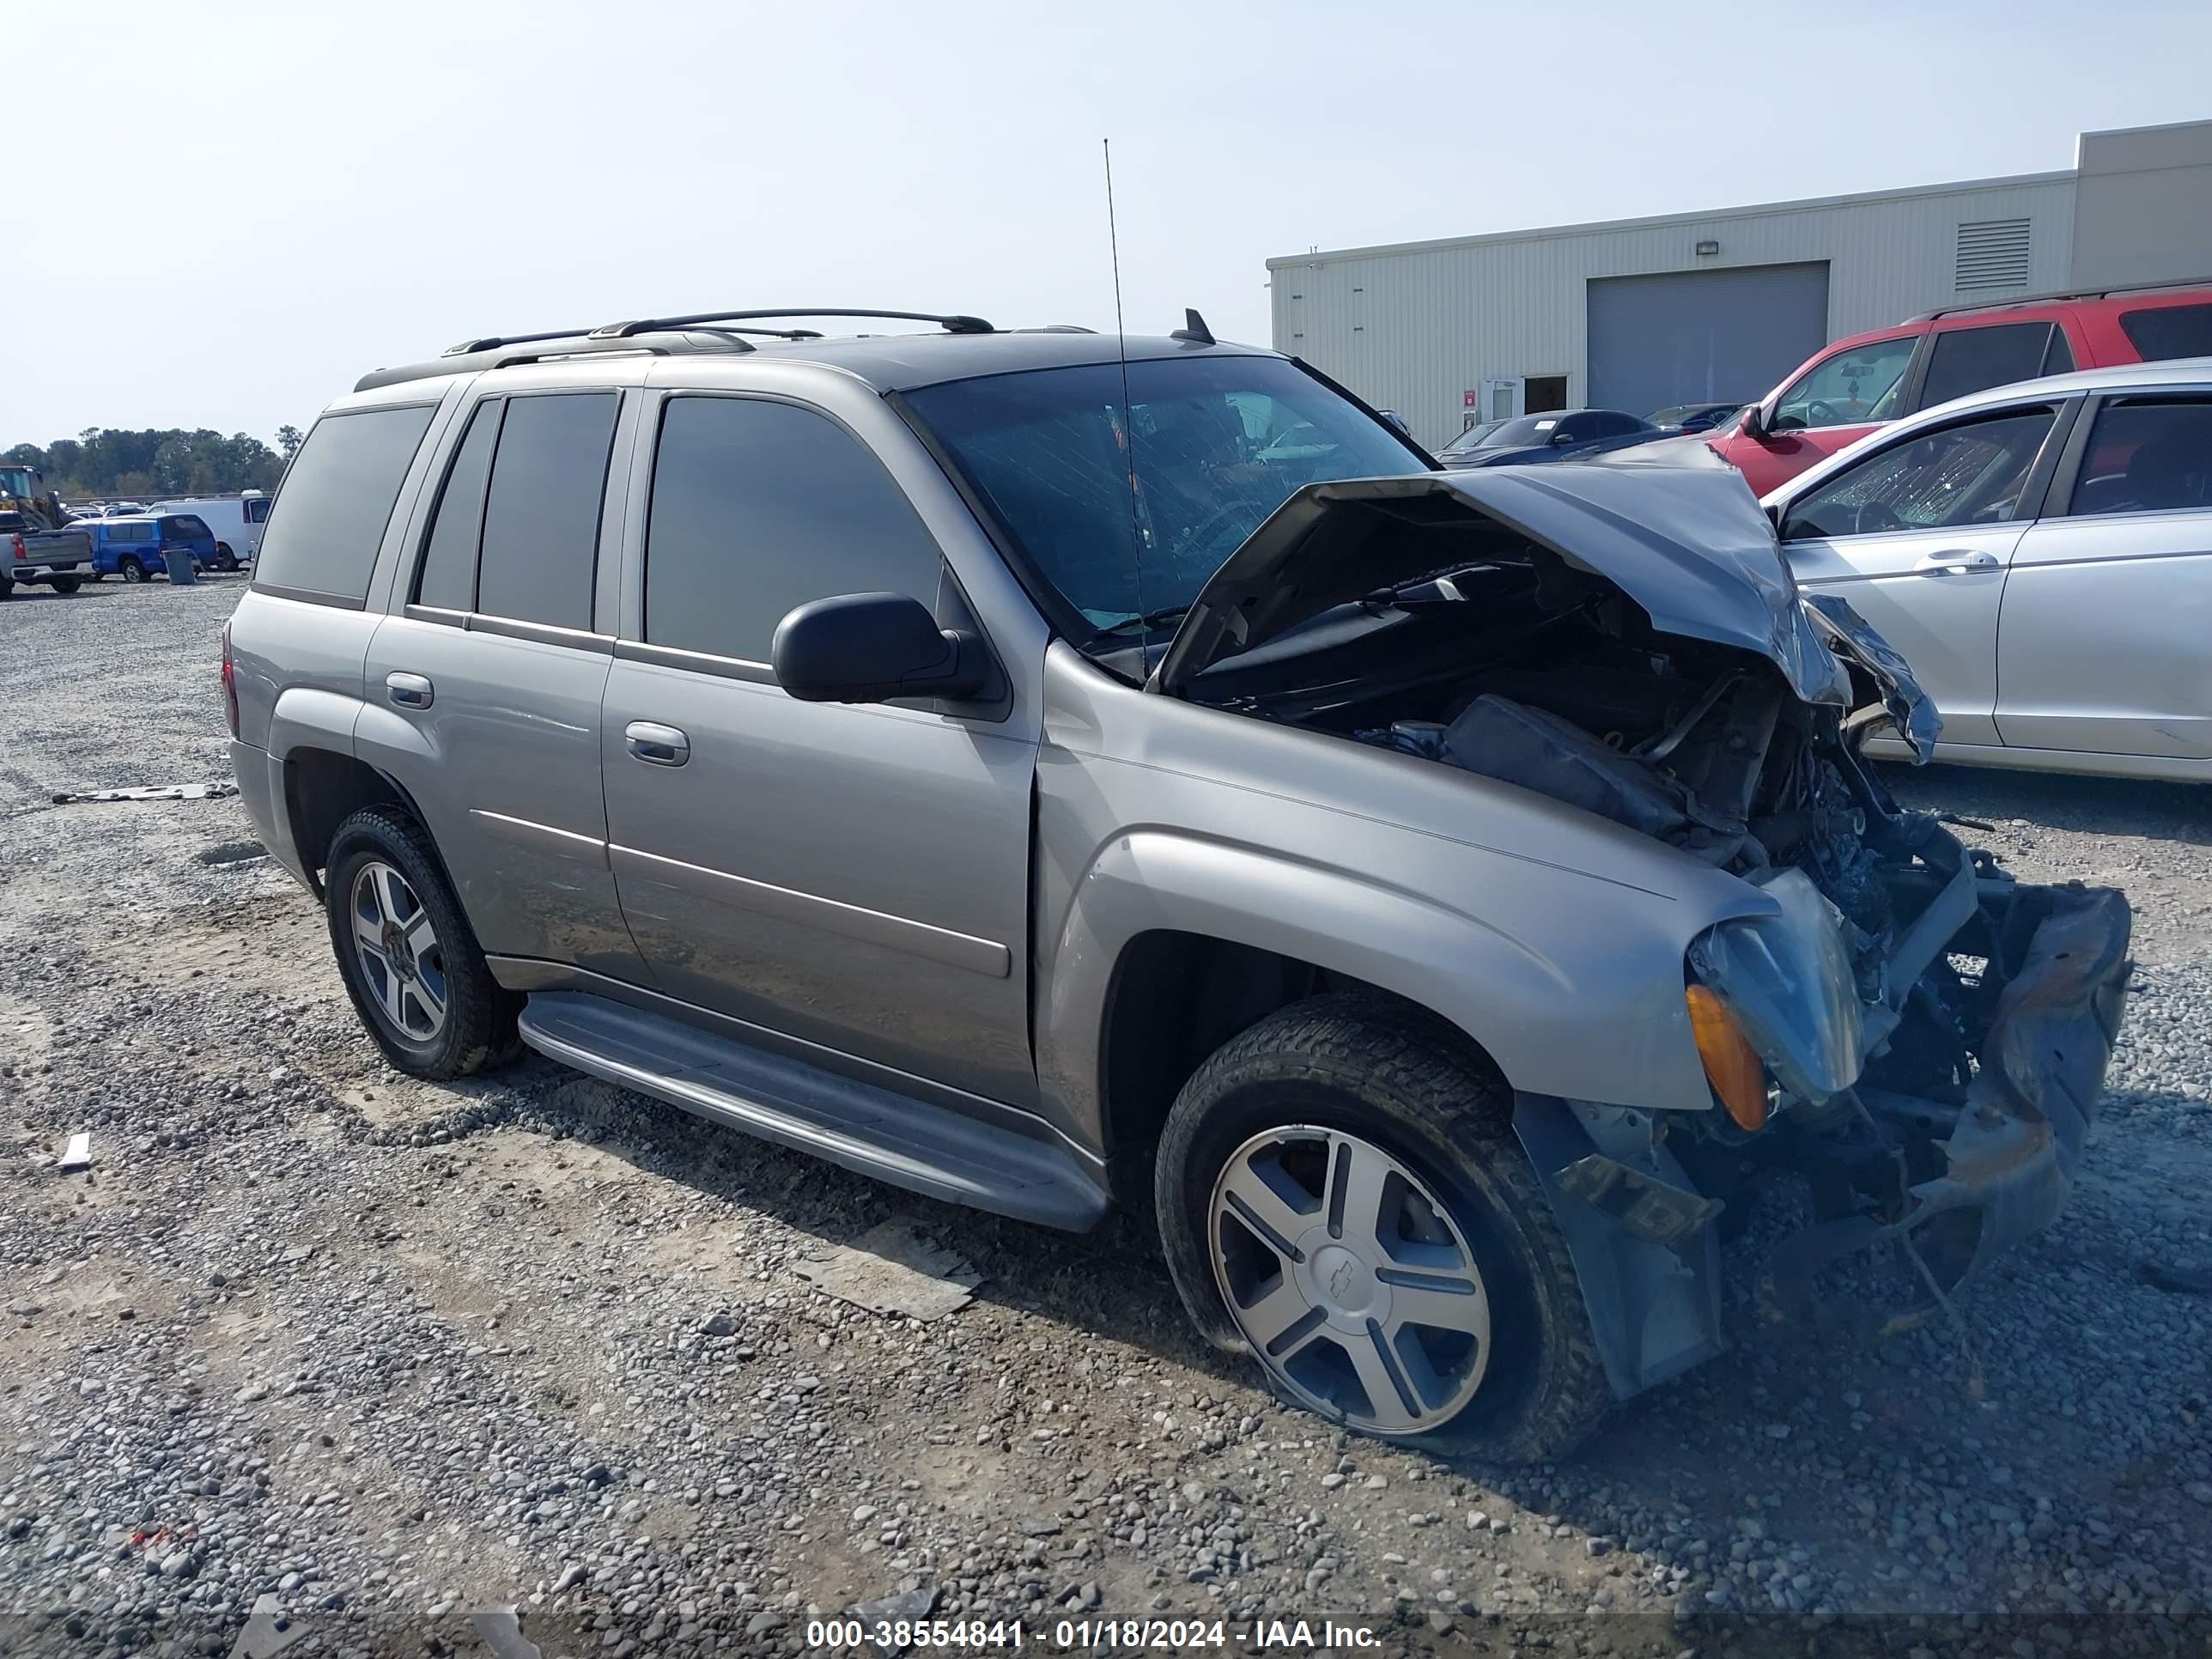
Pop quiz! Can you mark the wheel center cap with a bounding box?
[1305,1243,1381,1320]
[381,921,415,979]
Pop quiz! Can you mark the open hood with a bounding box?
[1150,463,1855,707]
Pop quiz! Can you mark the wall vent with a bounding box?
[1954,219,2031,291]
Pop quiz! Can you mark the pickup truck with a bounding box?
[1,514,95,598]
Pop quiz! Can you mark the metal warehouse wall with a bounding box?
[1270,174,2076,449]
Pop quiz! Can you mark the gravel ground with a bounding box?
[2,577,2208,1658]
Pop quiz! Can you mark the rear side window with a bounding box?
[2063,398,2212,518]
[243,497,270,524]
[2119,303,2212,362]
[412,398,503,611]
[473,392,618,632]
[255,405,437,600]
[1917,323,2062,410]
[642,395,943,661]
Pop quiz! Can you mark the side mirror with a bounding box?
[1549,428,1579,446]
[771,591,989,705]
[1738,402,1768,440]
[1376,409,1412,439]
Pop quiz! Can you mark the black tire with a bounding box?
[323,805,522,1079]
[1154,992,1614,1465]
[118,556,146,583]
[216,544,239,571]
[50,576,81,595]
[0,577,12,600]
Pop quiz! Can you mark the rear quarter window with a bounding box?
[166,515,213,539]
[2119,303,2212,362]
[254,404,438,601]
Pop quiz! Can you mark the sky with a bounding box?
[10,0,2212,446]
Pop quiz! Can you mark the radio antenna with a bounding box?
[1103,137,1149,631]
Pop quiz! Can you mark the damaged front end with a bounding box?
[1158,463,2133,1394]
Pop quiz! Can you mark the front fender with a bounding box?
[1036,826,1735,1149]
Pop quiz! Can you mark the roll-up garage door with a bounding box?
[1587,262,1830,417]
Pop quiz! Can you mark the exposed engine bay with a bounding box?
[1176,502,2132,1335]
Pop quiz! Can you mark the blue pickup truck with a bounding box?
[80,514,221,582]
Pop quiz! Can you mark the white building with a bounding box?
[1267,119,2212,448]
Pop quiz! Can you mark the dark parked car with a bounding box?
[1648,402,1742,434]
[1438,409,1658,468]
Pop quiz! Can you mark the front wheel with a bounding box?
[323,806,521,1079]
[118,556,146,583]
[1155,994,1614,1465]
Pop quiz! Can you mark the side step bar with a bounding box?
[516,993,1110,1232]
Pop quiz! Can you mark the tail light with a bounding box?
[8,532,22,562]
[220,619,240,738]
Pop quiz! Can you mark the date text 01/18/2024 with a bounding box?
[803,1617,1385,1650]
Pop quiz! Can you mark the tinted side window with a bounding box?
[644,396,943,661]
[1918,323,2057,410]
[2119,303,2212,362]
[255,405,437,600]
[167,515,212,538]
[1780,409,2057,540]
[2063,398,2212,518]
[244,497,270,524]
[413,398,502,611]
[474,392,618,632]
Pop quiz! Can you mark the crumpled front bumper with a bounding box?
[1762,883,2133,1324]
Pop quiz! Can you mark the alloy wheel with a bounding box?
[349,860,448,1042]
[1208,1125,1492,1434]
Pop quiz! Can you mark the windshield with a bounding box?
[905,355,1423,632]
[1473,415,1561,447]
[1437,419,1504,457]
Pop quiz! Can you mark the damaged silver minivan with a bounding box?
[228,317,2132,1462]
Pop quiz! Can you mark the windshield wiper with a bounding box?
[1088,604,1194,640]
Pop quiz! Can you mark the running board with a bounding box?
[516,992,1109,1231]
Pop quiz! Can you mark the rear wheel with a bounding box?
[0,577,13,600]
[324,806,521,1079]
[1155,993,1615,1465]
[118,556,146,583]
[215,544,239,571]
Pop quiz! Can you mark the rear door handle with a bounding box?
[624,720,690,767]
[386,672,434,708]
[1912,550,2002,575]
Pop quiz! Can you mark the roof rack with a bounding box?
[443,323,822,355]
[588,307,994,339]
[1907,275,2212,322]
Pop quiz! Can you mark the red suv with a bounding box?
[1712,281,2212,497]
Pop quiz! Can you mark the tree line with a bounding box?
[4,425,303,501]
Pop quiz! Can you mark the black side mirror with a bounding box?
[1549,428,1579,446]
[771,592,989,705]
[1738,402,1768,440]
[1377,410,1412,439]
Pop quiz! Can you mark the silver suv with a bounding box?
[226,307,2132,1462]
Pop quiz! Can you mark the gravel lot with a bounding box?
[2,578,2208,1658]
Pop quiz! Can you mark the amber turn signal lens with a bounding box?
[1685,984,1768,1131]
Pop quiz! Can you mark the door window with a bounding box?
[1771,337,1916,432]
[473,392,617,632]
[1918,322,2066,410]
[2061,398,2212,518]
[1779,408,2058,540]
[254,404,437,600]
[642,395,944,662]
[411,398,502,611]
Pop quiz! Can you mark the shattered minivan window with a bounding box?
[907,356,1422,631]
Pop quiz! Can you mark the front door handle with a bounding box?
[386,672,434,708]
[624,720,690,767]
[1912,550,2001,575]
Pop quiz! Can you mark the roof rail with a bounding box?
[442,322,822,355]
[1906,275,2212,323]
[588,307,994,339]
[356,329,759,393]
